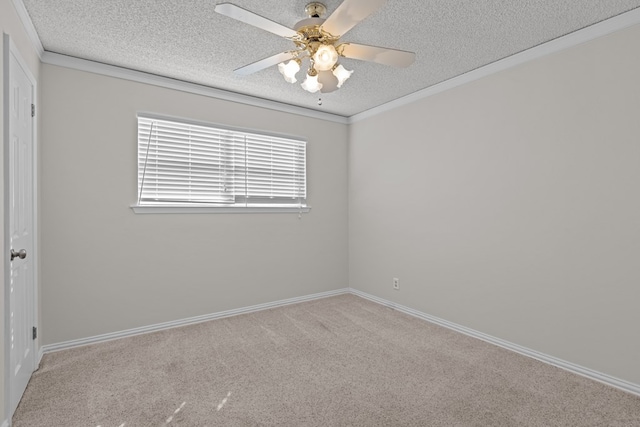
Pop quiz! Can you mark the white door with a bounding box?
[5,35,37,417]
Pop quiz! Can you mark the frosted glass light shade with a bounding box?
[313,44,338,71]
[278,59,301,83]
[301,73,323,93]
[332,64,353,87]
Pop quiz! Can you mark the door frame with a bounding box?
[3,32,39,423]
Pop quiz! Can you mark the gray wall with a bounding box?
[40,64,349,345]
[349,24,640,385]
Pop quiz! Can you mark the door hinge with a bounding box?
[31,103,35,117]
[32,326,37,340]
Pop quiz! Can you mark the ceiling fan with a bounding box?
[214,0,416,94]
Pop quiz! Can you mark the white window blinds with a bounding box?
[137,115,306,207]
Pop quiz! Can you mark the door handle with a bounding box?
[10,249,27,261]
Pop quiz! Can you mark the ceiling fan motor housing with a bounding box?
[293,17,340,60]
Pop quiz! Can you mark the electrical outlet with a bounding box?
[393,278,400,290]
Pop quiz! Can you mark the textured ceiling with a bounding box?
[21,0,640,116]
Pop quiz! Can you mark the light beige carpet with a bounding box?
[13,294,640,426]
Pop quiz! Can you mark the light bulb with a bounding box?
[278,59,301,83]
[301,73,323,93]
[313,44,338,71]
[332,64,353,87]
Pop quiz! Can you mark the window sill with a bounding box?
[130,205,311,214]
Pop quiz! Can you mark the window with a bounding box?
[133,114,308,213]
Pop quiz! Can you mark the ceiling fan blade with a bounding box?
[215,3,298,39]
[339,43,415,67]
[321,0,386,37]
[234,51,296,76]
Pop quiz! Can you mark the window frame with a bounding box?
[131,113,310,214]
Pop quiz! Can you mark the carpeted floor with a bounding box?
[13,294,640,426]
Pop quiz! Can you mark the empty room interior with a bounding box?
[2,0,640,425]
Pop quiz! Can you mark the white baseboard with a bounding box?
[41,288,349,354]
[37,345,44,368]
[349,288,640,398]
[39,286,640,398]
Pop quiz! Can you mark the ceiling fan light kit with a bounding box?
[278,59,302,83]
[312,44,339,71]
[332,64,353,88]
[215,0,415,96]
[301,70,323,93]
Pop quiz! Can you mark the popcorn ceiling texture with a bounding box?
[21,0,640,116]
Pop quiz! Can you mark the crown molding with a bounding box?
[12,0,640,125]
[11,0,44,59]
[41,52,349,124]
[349,7,640,123]
[14,0,344,123]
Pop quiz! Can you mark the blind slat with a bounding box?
[138,117,306,206]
